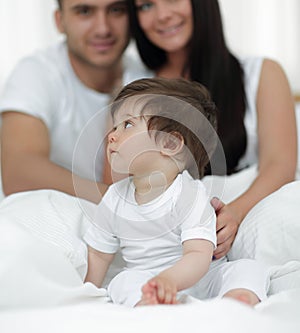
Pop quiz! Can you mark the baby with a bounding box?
[84,77,269,307]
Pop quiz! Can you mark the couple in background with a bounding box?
[0,0,297,307]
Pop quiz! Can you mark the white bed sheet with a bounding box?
[0,103,299,332]
[1,290,300,333]
[0,177,300,332]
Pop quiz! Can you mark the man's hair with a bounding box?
[57,0,62,9]
[112,77,218,178]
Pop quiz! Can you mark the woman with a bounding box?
[128,0,297,258]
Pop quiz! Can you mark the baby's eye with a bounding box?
[124,121,133,129]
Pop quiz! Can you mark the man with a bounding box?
[0,0,151,308]
[0,0,151,203]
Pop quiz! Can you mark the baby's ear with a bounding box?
[160,131,184,156]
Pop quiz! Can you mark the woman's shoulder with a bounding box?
[239,56,285,81]
[240,56,289,98]
[258,58,288,80]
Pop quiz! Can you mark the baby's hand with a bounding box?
[141,276,177,305]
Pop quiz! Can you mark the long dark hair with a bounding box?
[128,0,247,174]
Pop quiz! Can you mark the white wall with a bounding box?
[0,0,61,92]
[0,0,299,94]
[219,0,300,94]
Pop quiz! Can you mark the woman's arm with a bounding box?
[141,239,214,304]
[213,59,297,258]
[84,246,115,288]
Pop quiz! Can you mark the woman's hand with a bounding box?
[210,197,241,259]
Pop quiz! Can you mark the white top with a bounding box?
[84,171,216,272]
[238,57,264,169]
[0,41,153,181]
[0,50,263,178]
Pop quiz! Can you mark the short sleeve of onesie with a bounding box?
[84,187,120,254]
[176,172,217,248]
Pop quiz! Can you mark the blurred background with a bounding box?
[0,0,299,96]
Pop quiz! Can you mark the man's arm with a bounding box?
[1,112,108,203]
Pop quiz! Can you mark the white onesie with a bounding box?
[84,171,269,306]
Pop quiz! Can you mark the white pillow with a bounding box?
[227,181,300,293]
[0,190,95,277]
[227,181,300,265]
[203,162,300,268]
[203,167,300,294]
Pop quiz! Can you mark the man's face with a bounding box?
[55,0,130,70]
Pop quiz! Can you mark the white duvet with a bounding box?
[1,103,300,332]
[1,291,300,333]
[0,165,300,332]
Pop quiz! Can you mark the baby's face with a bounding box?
[107,98,161,176]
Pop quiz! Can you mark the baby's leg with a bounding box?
[218,259,270,306]
[190,258,270,306]
[223,288,259,306]
[108,270,154,307]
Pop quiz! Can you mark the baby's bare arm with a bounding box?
[142,239,213,304]
[84,246,115,288]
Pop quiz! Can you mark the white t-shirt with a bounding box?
[84,171,216,272]
[0,49,263,179]
[0,41,153,181]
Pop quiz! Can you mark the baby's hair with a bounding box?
[112,77,218,178]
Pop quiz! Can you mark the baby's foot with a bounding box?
[224,288,260,306]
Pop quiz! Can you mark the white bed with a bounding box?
[0,166,300,332]
[0,290,300,333]
[0,105,300,332]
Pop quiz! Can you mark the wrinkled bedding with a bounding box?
[1,290,300,333]
[0,104,299,332]
[0,167,300,332]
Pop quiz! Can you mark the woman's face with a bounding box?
[135,0,193,53]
